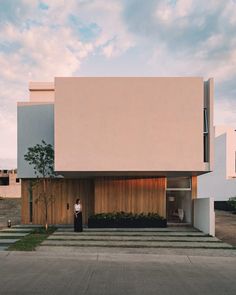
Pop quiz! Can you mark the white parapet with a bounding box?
[193,197,215,236]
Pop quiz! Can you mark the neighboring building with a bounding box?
[17,77,214,226]
[0,169,21,198]
[198,126,236,201]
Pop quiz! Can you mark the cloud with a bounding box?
[122,0,236,125]
[215,99,236,126]
[0,0,135,167]
[0,112,17,168]
[1,0,236,167]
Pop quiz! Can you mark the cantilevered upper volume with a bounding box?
[54,77,214,176]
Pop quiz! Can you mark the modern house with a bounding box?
[198,126,236,201]
[17,77,214,229]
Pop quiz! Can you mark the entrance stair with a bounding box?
[39,227,234,250]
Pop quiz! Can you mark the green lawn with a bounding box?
[7,227,57,251]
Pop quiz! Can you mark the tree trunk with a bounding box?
[43,179,48,231]
[45,202,48,231]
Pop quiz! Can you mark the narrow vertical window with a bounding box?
[204,108,209,162]
[235,151,236,173]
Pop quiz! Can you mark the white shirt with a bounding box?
[74,204,81,212]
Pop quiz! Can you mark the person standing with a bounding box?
[74,198,83,232]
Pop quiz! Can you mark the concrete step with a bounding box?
[0,246,7,251]
[0,232,29,238]
[57,227,198,232]
[12,226,41,229]
[47,235,221,242]
[54,231,207,237]
[0,238,19,244]
[41,239,233,249]
[1,228,33,233]
[36,245,236,257]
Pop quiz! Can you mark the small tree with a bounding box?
[24,140,56,230]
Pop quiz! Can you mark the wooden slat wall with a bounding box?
[191,175,198,225]
[94,177,166,217]
[21,177,168,225]
[21,179,94,225]
[191,176,197,199]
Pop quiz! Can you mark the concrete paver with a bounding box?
[48,234,221,242]
[54,231,207,236]
[0,239,20,244]
[41,239,233,248]
[0,246,7,251]
[36,245,236,257]
[0,227,33,251]
[1,228,33,233]
[57,227,198,232]
[42,227,234,250]
[0,233,29,237]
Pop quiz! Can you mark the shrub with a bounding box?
[227,197,236,213]
[88,211,167,228]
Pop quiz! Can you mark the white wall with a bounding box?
[17,104,54,178]
[198,130,236,201]
[180,193,192,223]
[194,197,215,236]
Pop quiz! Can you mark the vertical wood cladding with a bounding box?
[21,179,94,225]
[191,176,197,199]
[21,177,168,225]
[94,177,166,217]
[191,175,198,225]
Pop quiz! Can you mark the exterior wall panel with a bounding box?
[17,104,54,178]
[21,179,94,225]
[55,77,208,173]
[94,177,166,217]
[21,177,167,224]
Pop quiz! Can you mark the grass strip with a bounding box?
[7,227,56,251]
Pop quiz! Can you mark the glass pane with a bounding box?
[204,108,208,133]
[167,177,191,189]
[204,134,209,162]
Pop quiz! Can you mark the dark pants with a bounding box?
[74,212,83,232]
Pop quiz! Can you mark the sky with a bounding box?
[0,0,236,168]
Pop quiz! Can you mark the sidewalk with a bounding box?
[0,250,235,295]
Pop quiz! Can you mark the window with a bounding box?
[16,178,20,183]
[235,152,236,173]
[204,108,209,162]
[204,108,208,134]
[167,177,191,190]
[0,177,9,186]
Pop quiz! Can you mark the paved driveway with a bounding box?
[215,210,236,246]
[0,251,235,295]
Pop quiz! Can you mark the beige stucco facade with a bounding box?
[29,82,54,103]
[54,77,213,174]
